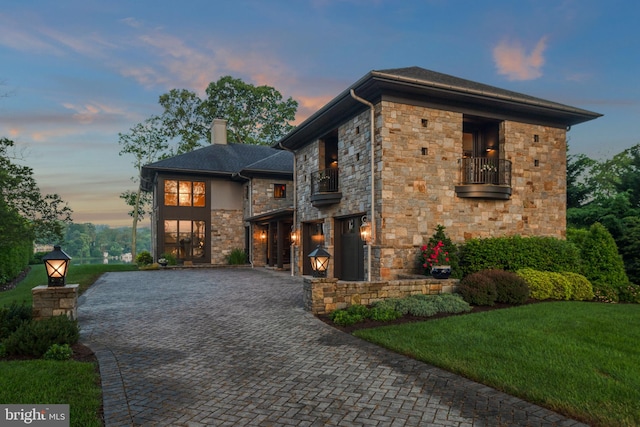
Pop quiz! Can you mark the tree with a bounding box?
[118,116,168,259]
[566,152,597,208]
[0,138,72,243]
[158,89,208,155]
[201,76,298,145]
[157,76,298,149]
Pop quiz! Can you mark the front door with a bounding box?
[337,216,365,281]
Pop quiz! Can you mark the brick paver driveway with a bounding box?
[78,268,586,427]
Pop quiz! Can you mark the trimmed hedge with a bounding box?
[457,272,498,306]
[0,240,32,286]
[459,235,580,276]
[567,223,629,290]
[457,269,530,306]
[516,268,594,301]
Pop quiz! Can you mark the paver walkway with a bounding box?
[78,268,587,427]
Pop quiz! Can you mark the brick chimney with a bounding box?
[211,118,228,145]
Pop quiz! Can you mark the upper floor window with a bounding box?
[274,184,286,199]
[164,180,206,207]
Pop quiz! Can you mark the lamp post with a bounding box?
[42,245,72,287]
[308,245,330,278]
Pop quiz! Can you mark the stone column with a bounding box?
[32,284,79,320]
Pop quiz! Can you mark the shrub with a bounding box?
[2,316,79,358]
[563,272,595,301]
[567,223,629,290]
[159,252,178,266]
[43,343,73,361]
[618,284,640,303]
[457,272,497,306]
[330,305,369,326]
[517,269,592,301]
[418,225,461,278]
[593,285,620,303]
[428,293,472,314]
[483,269,530,304]
[459,236,581,276]
[135,251,153,266]
[0,302,32,340]
[227,248,247,265]
[369,306,402,322]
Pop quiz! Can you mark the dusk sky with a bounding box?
[1,0,638,228]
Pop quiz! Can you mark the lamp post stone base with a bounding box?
[31,284,79,320]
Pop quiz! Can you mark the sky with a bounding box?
[1,0,638,228]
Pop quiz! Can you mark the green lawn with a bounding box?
[0,263,138,306]
[0,360,103,427]
[354,301,640,427]
[1,263,138,427]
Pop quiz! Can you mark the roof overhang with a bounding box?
[246,208,294,224]
[278,70,602,150]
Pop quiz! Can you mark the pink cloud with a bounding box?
[493,37,548,81]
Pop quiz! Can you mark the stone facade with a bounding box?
[244,177,294,267]
[210,209,244,264]
[292,100,569,280]
[32,284,79,320]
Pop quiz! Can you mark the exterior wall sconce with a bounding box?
[260,230,267,241]
[308,245,330,278]
[359,216,371,243]
[42,245,72,287]
[290,226,298,245]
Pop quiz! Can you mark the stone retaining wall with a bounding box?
[303,276,459,315]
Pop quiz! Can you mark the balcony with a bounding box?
[310,168,342,207]
[455,158,512,199]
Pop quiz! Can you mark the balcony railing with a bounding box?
[456,157,512,199]
[459,157,512,186]
[310,168,341,207]
[311,168,340,193]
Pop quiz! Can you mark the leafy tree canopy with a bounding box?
[0,138,72,243]
[158,75,298,153]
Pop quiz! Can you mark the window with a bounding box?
[274,184,286,199]
[164,180,205,207]
[164,220,206,259]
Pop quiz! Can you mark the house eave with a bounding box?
[278,69,602,150]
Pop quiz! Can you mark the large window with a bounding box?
[164,180,205,207]
[164,220,206,259]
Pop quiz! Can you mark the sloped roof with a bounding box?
[241,150,293,176]
[279,66,602,150]
[141,143,292,190]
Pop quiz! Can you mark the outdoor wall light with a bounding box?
[260,230,267,241]
[42,245,72,287]
[290,227,298,245]
[308,245,330,278]
[359,216,371,243]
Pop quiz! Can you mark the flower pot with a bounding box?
[431,265,451,279]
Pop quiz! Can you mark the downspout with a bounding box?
[278,142,297,276]
[350,89,375,282]
[233,172,254,268]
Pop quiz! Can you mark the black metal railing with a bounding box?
[311,168,339,194]
[459,158,512,186]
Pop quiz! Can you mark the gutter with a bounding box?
[277,142,297,276]
[233,172,254,268]
[350,89,375,282]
